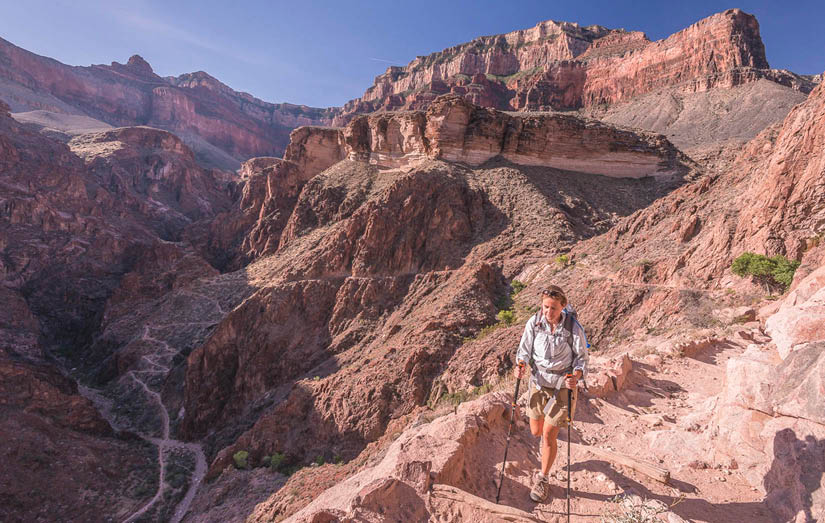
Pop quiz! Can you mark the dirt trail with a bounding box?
[527,330,773,522]
[80,324,208,523]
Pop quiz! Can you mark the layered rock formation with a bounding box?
[335,9,815,126]
[0,37,336,166]
[199,94,690,270]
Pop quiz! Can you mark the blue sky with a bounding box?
[1,1,823,108]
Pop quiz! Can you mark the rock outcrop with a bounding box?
[251,393,535,522]
[199,93,690,270]
[710,249,825,522]
[68,126,234,240]
[335,10,815,125]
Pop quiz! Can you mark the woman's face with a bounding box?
[542,296,564,324]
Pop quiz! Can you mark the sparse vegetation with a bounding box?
[233,450,249,470]
[464,280,529,342]
[313,455,325,466]
[436,383,494,407]
[731,252,800,291]
[555,254,571,267]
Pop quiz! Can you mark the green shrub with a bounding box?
[496,309,516,325]
[510,279,526,296]
[233,450,249,470]
[731,252,800,291]
[261,455,272,467]
[555,254,570,267]
[270,452,286,472]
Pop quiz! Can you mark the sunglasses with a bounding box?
[541,288,566,300]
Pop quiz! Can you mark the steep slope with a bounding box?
[0,38,336,165]
[436,72,825,381]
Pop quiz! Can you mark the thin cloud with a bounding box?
[369,57,401,64]
[108,7,267,66]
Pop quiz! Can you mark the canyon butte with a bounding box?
[0,8,823,523]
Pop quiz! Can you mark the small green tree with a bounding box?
[731,252,800,291]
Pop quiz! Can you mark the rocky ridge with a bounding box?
[0,37,336,166]
[334,10,815,126]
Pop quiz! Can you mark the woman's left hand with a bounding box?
[565,372,580,389]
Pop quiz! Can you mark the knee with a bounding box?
[529,420,543,437]
[543,428,559,445]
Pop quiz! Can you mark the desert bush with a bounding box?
[555,254,570,267]
[233,450,249,470]
[496,309,516,325]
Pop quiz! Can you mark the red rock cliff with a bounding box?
[334,9,815,124]
[0,37,336,162]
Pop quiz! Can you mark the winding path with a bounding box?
[81,323,210,523]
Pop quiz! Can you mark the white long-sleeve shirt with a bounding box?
[516,309,588,389]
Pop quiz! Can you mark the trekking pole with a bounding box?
[566,374,573,523]
[496,362,525,504]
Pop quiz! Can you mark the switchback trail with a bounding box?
[80,324,209,523]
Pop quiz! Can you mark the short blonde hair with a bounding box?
[541,285,567,307]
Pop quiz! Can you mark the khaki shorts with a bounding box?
[527,380,577,427]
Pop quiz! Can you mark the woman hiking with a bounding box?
[514,285,589,503]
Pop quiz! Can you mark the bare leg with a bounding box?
[529,417,543,438]
[541,425,560,476]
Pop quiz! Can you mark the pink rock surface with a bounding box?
[765,266,825,358]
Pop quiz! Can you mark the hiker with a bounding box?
[514,285,588,503]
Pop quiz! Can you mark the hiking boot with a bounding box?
[529,473,550,502]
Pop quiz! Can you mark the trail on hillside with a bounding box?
[80,325,209,523]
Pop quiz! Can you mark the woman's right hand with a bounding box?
[514,362,526,379]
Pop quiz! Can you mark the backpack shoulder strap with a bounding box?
[563,310,574,335]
